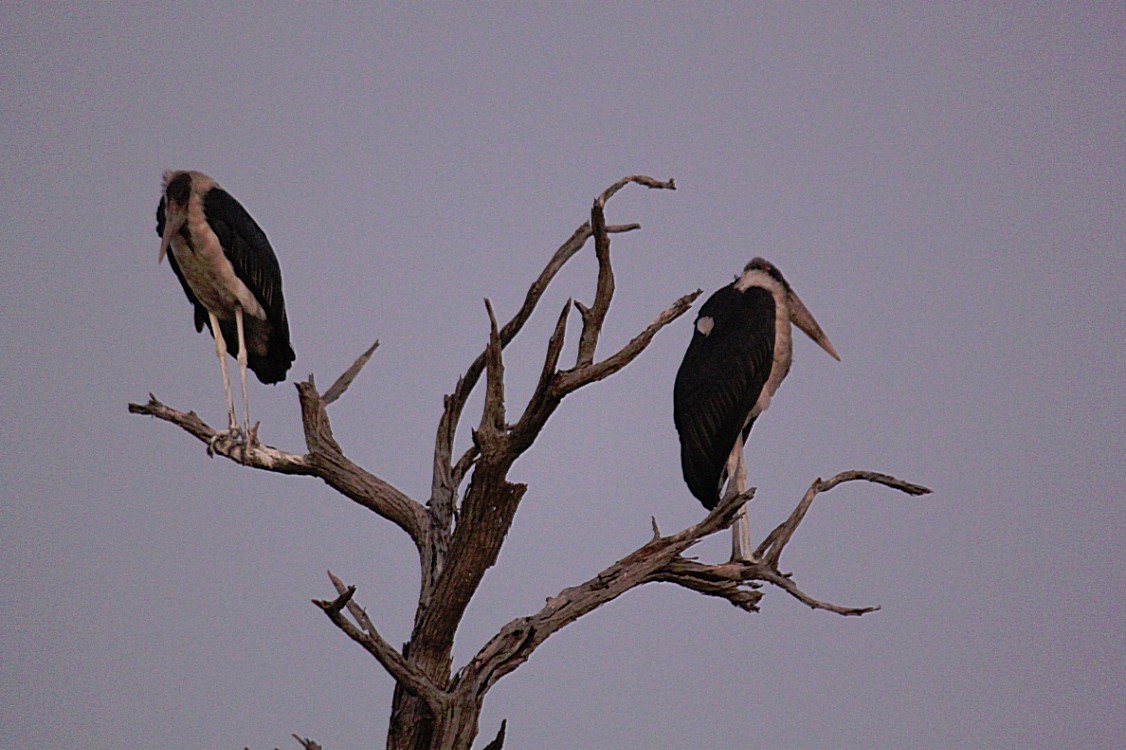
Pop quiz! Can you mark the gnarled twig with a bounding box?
[315,571,448,713]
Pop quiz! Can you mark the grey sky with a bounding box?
[3,4,1123,748]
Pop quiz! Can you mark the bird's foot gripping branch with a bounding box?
[130,175,930,750]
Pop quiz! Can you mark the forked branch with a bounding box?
[314,572,448,713]
[403,175,687,707]
[429,176,677,525]
[457,470,930,696]
[755,470,932,568]
[128,346,429,551]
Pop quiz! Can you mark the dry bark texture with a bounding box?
[131,176,931,750]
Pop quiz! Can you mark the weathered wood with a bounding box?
[131,175,930,750]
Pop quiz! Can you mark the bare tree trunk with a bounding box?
[131,176,931,750]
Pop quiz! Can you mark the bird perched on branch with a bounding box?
[674,258,838,560]
[155,170,295,443]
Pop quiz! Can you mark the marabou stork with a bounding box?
[156,170,295,442]
[673,258,839,560]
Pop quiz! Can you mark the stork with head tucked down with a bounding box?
[156,170,295,443]
[673,258,839,561]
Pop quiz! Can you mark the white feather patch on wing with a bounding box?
[696,316,715,336]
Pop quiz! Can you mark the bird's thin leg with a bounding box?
[235,306,251,439]
[207,311,238,435]
[733,450,752,561]
[725,435,753,562]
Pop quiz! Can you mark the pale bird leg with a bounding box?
[235,306,251,439]
[208,311,238,433]
[205,311,242,455]
[725,434,754,562]
[733,450,753,561]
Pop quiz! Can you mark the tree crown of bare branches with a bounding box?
[131,176,930,750]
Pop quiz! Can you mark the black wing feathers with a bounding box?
[202,188,286,330]
[673,285,776,509]
[202,188,295,383]
[156,196,208,332]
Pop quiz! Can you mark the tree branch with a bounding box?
[429,177,677,524]
[756,470,932,567]
[457,489,752,695]
[129,352,430,552]
[748,566,879,616]
[554,289,702,397]
[322,339,379,406]
[574,199,614,367]
[647,558,764,612]
[502,288,699,465]
[481,719,506,750]
[597,175,677,205]
[293,380,429,549]
[476,300,506,446]
[429,222,640,520]
[458,469,929,696]
[314,571,448,713]
[128,394,314,473]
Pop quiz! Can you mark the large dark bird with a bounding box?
[156,170,294,441]
[674,258,838,559]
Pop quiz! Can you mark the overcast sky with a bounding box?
[3,3,1124,749]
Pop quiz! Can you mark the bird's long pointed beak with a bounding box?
[788,291,840,361]
[158,217,180,264]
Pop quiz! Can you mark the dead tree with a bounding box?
[131,176,930,750]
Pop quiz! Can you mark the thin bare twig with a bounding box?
[323,339,379,406]
[756,470,932,567]
[597,175,677,205]
[751,566,878,616]
[326,570,381,637]
[320,581,356,615]
[480,300,570,459]
[555,289,702,395]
